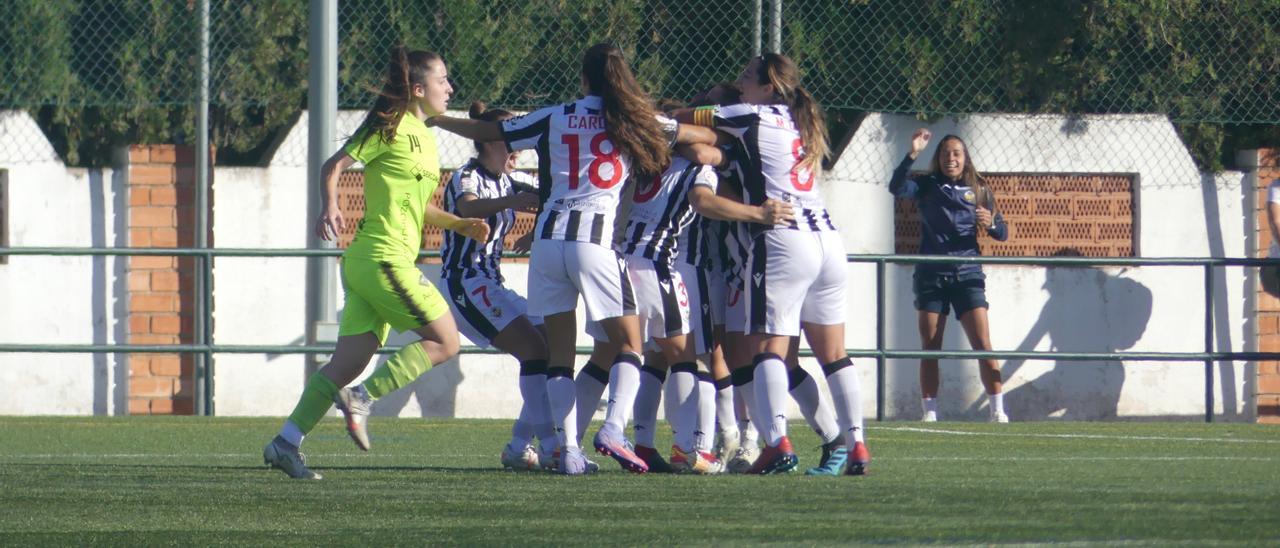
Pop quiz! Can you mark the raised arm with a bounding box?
[315,150,357,241]
[426,115,504,142]
[890,128,931,198]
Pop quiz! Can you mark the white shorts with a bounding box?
[745,229,847,336]
[722,280,747,334]
[705,267,727,328]
[528,239,636,322]
[583,255,690,348]
[675,261,715,356]
[443,274,541,348]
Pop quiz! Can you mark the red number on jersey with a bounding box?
[633,173,661,203]
[470,285,492,308]
[562,133,624,190]
[790,138,814,191]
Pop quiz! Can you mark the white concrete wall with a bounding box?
[0,109,1255,421]
[0,112,128,415]
[828,113,1251,421]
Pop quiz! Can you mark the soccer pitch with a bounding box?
[0,417,1276,545]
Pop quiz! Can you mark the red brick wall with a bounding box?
[1251,149,1280,423]
[895,173,1136,257]
[126,145,211,415]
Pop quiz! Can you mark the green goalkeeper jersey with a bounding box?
[343,113,441,263]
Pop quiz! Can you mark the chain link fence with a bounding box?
[1,1,1277,174]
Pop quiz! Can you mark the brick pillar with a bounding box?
[1248,148,1280,424]
[125,145,211,415]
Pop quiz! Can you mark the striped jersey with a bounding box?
[703,164,750,287]
[712,219,752,291]
[617,156,716,266]
[440,159,538,282]
[695,103,837,236]
[502,95,678,247]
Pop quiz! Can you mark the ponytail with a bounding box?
[582,43,670,177]
[757,53,828,173]
[353,47,443,151]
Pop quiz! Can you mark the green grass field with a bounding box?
[0,417,1277,546]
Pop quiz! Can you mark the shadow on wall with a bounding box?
[367,265,463,418]
[370,353,463,418]
[997,249,1154,420]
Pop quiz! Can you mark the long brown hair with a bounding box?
[582,43,669,176]
[929,134,991,208]
[467,101,514,153]
[754,53,827,173]
[353,47,443,149]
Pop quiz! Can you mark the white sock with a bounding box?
[513,365,547,448]
[733,372,760,445]
[633,365,665,448]
[989,392,1005,415]
[696,374,717,453]
[279,420,304,448]
[922,397,938,415]
[715,377,738,437]
[510,409,534,449]
[752,354,790,447]
[603,353,642,433]
[546,368,579,449]
[537,391,557,454]
[574,362,609,443]
[667,364,700,451]
[823,358,865,444]
[789,366,839,445]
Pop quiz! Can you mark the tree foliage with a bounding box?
[0,0,1276,169]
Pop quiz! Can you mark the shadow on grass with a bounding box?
[0,462,501,474]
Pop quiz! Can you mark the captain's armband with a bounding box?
[692,106,717,128]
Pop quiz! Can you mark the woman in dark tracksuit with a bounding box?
[890,128,1009,423]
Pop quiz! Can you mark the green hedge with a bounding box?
[1,0,1276,168]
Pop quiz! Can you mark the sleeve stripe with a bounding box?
[692,107,716,128]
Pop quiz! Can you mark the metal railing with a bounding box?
[2,247,1274,422]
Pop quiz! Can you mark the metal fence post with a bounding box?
[768,0,781,53]
[876,260,886,422]
[306,0,340,379]
[752,0,762,56]
[1204,263,1214,423]
[195,0,213,416]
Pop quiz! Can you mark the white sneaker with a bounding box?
[539,448,599,474]
[922,410,938,422]
[333,386,372,451]
[726,444,760,474]
[990,411,1010,423]
[263,437,321,480]
[501,443,540,471]
[713,430,740,463]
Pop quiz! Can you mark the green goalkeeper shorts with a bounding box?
[338,257,449,344]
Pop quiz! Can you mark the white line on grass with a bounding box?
[880,425,1280,444]
[0,453,481,459]
[2,454,1278,462]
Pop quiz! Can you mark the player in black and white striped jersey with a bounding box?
[587,129,794,474]
[430,43,718,475]
[687,143,850,476]
[440,102,551,472]
[681,54,871,476]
